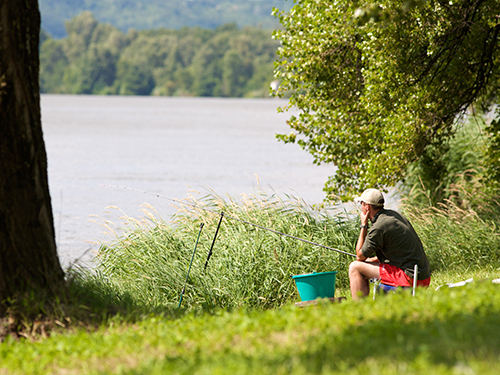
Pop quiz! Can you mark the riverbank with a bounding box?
[2,190,500,374]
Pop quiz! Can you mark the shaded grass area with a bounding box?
[1,282,500,374]
[0,272,180,343]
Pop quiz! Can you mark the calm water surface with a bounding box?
[41,95,338,269]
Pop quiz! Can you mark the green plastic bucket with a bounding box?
[292,271,338,301]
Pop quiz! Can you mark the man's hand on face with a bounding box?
[360,202,370,227]
[360,211,369,226]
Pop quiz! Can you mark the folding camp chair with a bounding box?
[372,264,418,300]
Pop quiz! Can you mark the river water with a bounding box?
[40,95,339,269]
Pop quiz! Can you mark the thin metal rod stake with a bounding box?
[204,212,224,271]
[412,264,418,297]
[178,222,204,309]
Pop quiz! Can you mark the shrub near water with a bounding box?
[96,192,358,311]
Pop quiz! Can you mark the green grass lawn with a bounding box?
[1,276,500,375]
[2,191,500,374]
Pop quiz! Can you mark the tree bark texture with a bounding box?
[0,0,64,303]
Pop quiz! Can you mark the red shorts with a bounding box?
[379,264,431,287]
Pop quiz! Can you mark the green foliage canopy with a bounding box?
[273,0,500,200]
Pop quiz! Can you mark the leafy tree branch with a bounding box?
[273,0,500,200]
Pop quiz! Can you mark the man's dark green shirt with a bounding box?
[361,208,431,280]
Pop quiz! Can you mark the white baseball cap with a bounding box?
[354,188,385,207]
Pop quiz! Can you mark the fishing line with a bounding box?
[101,185,356,258]
[66,247,93,272]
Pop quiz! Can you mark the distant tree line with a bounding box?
[40,12,280,97]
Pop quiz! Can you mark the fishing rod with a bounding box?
[101,185,357,258]
[204,212,224,271]
[178,222,204,309]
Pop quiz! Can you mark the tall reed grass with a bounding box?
[402,188,500,276]
[90,181,500,313]
[399,112,500,283]
[94,191,358,311]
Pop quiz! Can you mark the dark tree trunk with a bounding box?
[0,0,65,304]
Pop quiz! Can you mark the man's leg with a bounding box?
[349,261,381,300]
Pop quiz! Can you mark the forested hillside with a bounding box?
[39,0,293,39]
[40,12,280,97]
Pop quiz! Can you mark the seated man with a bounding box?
[349,188,431,299]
